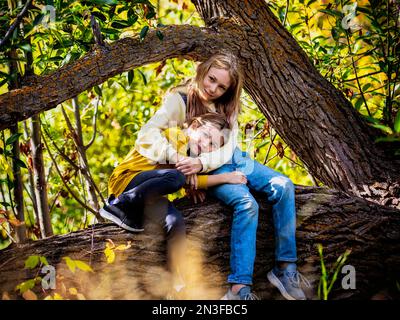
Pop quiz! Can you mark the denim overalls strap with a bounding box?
[178,92,188,106]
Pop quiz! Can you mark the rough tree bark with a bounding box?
[0,187,399,300]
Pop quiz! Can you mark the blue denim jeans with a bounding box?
[209,148,297,285]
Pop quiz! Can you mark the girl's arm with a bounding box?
[197,121,239,173]
[196,171,247,189]
[135,92,186,164]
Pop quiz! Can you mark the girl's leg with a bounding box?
[209,151,259,286]
[237,151,297,263]
[102,169,185,231]
[144,197,187,292]
[116,168,186,210]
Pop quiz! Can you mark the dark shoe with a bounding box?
[100,203,144,232]
[221,286,259,300]
[267,263,310,300]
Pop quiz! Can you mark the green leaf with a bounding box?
[138,69,147,86]
[91,11,108,22]
[127,70,134,86]
[319,9,342,18]
[15,159,27,169]
[354,97,363,111]
[24,255,40,269]
[40,256,49,266]
[93,0,118,5]
[331,28,339,41]
[146,10,156,19]
[16,279,36,294]
[111,20,130,29]
[362,83,372,92]
[94,85,102,96]
[139,26,149,40]
[371,123,393,135]
[394,110,400,133]
[376,136,400,143]
[128,14,138,25]
[102,28,120,35]
[156,30,164,41]
[6,133,22,145]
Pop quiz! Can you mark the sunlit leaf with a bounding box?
[63,257,76,273]
[24,255,40,269]
[74,260,94,272]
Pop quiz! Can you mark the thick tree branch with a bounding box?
[0,24,223,130]
[0,187,399,299]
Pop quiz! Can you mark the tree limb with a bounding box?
[0,25,220,130]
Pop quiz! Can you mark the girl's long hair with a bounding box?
[172,52,244,129]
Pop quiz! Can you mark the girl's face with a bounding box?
[199,67,232,103]
[187,124,224,156]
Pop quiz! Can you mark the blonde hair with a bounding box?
[185,112,230,145]
[173,52,243,129]
[185,112,229,131]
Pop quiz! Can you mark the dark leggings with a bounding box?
[113,169,186,240]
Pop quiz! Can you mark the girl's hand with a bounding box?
[176,157,203,175]
[186,174,198,190]
[225,171,247,184]
[185,189,206,204]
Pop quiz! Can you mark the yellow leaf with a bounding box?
[74,260,94,273]
[106,239,115,249]
[104,247,115,264]
[53,293,63,300]
[69,287,78,295]
[115,242,132,251]
[63,257,76,273]
[22,289,37,300]
[0,155,13,180]
[43,295,53,300]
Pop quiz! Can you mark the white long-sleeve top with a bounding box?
[134,88,238,173]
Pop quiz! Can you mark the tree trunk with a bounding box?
[30,115,53,237]
[191,0,400,206]
[10,123,26,243]
[0,187,399,300]
[7,45,26,243]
